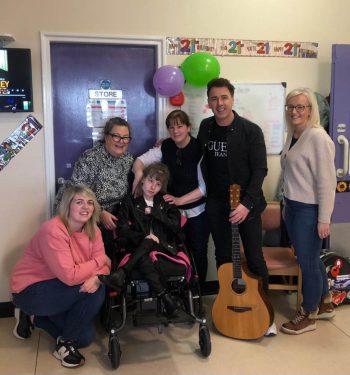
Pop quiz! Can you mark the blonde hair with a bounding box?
[285,87,322,133]
[57,185,101,240]
[134,162,170,197]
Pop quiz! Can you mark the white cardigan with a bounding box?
[280,127,336,224]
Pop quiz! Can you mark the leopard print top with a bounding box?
[55,141,134,213]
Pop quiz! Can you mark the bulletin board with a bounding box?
[181,82,286,155]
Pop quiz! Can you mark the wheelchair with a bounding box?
[100,233,211,370]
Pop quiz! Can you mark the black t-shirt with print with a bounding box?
[206,123,230,199]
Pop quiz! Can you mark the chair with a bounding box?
[260,202,302,311]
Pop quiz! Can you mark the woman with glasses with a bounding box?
[280,88,336,335]
[132,110,210,287]
[55,117,134,255]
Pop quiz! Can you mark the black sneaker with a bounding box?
[159,292,178,318]
[53,337,85,368]
[98,269,126,292]
[13,308,33,339]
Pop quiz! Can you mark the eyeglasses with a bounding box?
[108,133,132,143]
[285,105,311,113]
[175,149,182,166]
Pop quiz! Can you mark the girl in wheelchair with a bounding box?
[99,162,182,317]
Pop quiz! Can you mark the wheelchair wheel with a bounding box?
[108,333,122,369]
[199,324,211,357]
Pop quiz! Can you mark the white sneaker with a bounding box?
[264,322,277,337]
[13,308,33,339]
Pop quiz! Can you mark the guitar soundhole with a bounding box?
[232,278,246,294]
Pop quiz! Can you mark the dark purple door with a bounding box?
[330,44,350,224]
[50,42,157,189]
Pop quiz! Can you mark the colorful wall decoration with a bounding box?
[0,115,43,172]
[166,37,318,58]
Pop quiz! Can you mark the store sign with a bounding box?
[88,89,122,99]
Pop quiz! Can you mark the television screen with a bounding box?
[0,48,33,112]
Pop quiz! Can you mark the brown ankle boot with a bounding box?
[281,307,317,335]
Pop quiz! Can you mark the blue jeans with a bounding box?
[183,211,210,285]
[12,278,105,348]
[284,198,329,312]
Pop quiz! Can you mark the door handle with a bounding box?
[337,135,349,177]
[57,177,67,185]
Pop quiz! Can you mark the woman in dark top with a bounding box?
[132,110,210,286]
[99,163,181,317]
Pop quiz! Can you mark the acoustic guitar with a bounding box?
[212,184,274,340]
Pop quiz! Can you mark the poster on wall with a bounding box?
[235,83,286,154]
[86,80,128,143]
[0,115,43,171]
[86,97,127,128]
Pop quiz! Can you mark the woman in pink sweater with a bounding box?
[10,185,110,368]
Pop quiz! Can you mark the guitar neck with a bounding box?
[231,223,242,279]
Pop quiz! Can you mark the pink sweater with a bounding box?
[11,217,110,293]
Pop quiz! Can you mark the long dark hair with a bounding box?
[134,163,170,197]
[165,110,191,129]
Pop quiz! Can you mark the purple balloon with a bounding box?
[153,65,185,97]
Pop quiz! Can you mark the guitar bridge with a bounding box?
[227,306,252,313]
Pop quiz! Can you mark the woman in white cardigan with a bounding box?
[280,87,336,335]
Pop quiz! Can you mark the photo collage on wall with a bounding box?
[0,115,43,171]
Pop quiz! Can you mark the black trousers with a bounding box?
[100,227,117,263]
[183,211,210,286]
[206,197,269,291]
[122,238,165,294]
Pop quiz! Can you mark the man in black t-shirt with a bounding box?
[197,77,269,295]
